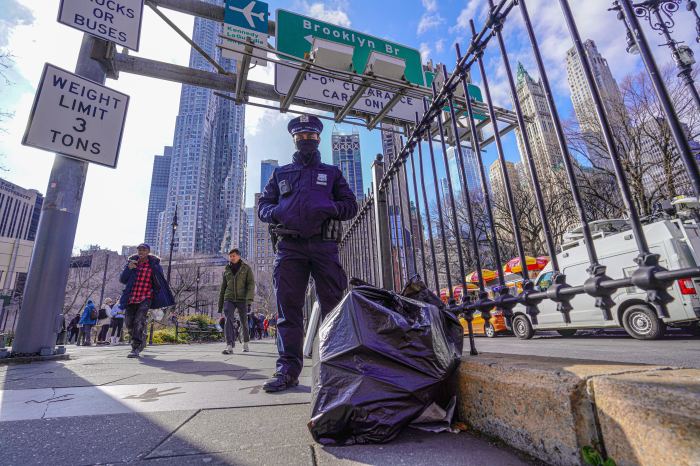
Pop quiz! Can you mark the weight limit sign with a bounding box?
[22,63,130,168]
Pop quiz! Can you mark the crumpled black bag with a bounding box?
[308,280,464,445]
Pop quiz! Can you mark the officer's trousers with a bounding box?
[273,238,347,379]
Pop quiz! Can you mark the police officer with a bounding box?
[258,115,358,392]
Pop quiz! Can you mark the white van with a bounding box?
[511,215,700,340]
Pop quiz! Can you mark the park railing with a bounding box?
[338,0,700,355]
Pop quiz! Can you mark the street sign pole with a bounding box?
[12,34,106,356]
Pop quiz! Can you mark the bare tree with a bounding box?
[566,64,700,217]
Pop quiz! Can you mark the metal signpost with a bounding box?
[58,0,145,51]
[22,64,129,168]
[222,0,269,65]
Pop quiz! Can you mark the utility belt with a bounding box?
[269,219,343,253]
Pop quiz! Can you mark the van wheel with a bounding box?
[556,329,578,337]
[484,323,496,338]
[512,315,534,340]
[622,305,666,340]
[687,323,700,337]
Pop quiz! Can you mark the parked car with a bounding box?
[459,311,509,338]
[511,215,700,340]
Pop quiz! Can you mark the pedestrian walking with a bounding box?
[119,243,174,358]
[256,312,265,340]
[263,316,269,338]
[79,299,98,346]
[110,299,125,344]
[96,298,113,344]
[218,248,254,355]
[258,114,357,392]
[67,314,80,344]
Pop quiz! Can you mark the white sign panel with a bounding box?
[221,24,269,66]
[275,64,424,124]
[23,64,130,169]
[58,0,145,51]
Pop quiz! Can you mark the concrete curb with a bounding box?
[455,353,697,466]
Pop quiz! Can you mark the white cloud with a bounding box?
[450,1,485,35]
[422,0,438,13]
[300,1,351,27]
[417,14,444,35]
[0,0,33,48]
[435,39,445,54]
[420,42,431,64]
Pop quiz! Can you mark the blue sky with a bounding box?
[0,0,697,252]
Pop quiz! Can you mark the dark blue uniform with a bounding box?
[259,120,357,382]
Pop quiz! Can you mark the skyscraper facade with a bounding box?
[260,160,278,192]
[0,178,43,294]
[515,63,564,188]
[157,3,247,256]
[253,193,275,277]
[145,147,172,249]
[566,40,624,169]
[331,129,364,200]
[245,207,255,262]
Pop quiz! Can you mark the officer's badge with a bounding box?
[316,173,328,186]
[279,179,292,196]
[300,115,309,123]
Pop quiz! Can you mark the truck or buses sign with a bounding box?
[57,0,145,51]
[22,64,130,168]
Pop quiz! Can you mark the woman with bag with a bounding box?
[110,298,126,345]
[96,298,113,344]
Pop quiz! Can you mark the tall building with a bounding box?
[0,178,43,295]
[447,145,483,200]
[566,40,624,169]
[332,129,364,200]
[253,193,275,277]
[489,159,523,200]
[144,147,172,250]
[514,63,564,188]
[381,123,415,277]
[260,160,278,192]
[245,207,255,262]
[157,3,247,256]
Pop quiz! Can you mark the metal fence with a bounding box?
[338,0,700,355]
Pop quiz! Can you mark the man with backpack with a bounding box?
[79,299,98,346]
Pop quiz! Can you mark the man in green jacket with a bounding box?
[218,248,255,354]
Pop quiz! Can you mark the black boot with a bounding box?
[262,372,299,393]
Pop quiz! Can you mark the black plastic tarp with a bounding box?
[308,284,464,445]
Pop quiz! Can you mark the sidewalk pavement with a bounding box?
[0,340,536,466]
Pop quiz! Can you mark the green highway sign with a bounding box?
[424,70,486,121]
[275,9,425,86]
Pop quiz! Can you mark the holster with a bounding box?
[321,219,343,242]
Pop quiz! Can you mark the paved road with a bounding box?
[470,329,700,368]
[0,341,535,466]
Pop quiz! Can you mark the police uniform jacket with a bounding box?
[258,150,358,238]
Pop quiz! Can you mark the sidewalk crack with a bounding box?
[138,409,202,460]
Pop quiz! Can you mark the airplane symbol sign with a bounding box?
[224,0,269,35]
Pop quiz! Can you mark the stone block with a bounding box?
[456,353,669,466]
[591,369,700,466]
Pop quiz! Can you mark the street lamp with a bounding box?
[166,205,178,284]
[613,0,700,111]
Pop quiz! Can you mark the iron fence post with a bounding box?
[372,155,395,290]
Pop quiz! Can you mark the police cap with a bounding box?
[288,114,323,136]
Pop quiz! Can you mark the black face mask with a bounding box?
[296,139,319,155]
